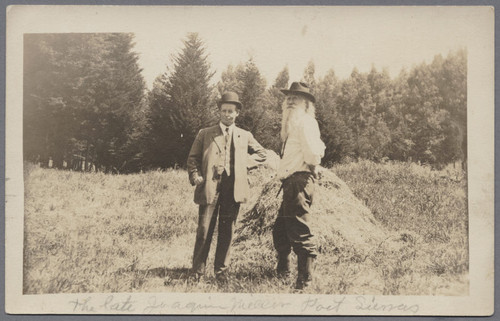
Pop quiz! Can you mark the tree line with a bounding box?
[23,32,466,173]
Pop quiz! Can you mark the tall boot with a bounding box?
[296,254,314,290]
[276,252,291,278]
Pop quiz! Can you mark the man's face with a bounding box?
[219,103,239,126]
[285,94,307,111]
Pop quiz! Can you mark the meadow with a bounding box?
[23,160,468,295]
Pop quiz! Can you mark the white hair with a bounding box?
[280,99,316,141]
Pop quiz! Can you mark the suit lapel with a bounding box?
[233,127,242,149]
[210,125,224,152]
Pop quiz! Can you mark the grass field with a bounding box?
[23,160,468,295]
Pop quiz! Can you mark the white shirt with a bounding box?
[278,114,325,179]
[219,122,235,138]
[219,122,235,175]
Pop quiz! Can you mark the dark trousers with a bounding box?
[191,172,240,275]
[272,171,317,257]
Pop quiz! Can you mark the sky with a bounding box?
[8,5,487,90]
[127,6,478,89]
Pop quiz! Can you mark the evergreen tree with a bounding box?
[259,66,289,152]
[217,58,267,133]
[23,33,146,171]
[274,66,290,90]
[302,60,316,90]
[238,59,267,133]
[217,64,244,96]
[24,34,73,167]
[87,34,146,172]
[144,33,216,169]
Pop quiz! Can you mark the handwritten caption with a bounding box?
[68,295,419,314]
[68,295,420,315]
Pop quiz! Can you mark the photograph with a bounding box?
[5,5,494,315]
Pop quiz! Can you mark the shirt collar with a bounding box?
[219,122,235,135]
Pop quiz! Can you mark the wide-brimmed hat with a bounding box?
[217,91,242,109]
[280,82,315,103]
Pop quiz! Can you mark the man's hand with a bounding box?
[308,164,323,180]
[194,176,204,186]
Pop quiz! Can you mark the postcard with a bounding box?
[5,5,494,315]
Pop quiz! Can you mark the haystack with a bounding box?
[237,168,390,256]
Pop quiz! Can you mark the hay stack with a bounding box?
[237,168,389,254]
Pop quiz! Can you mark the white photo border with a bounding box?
[4,4,495,317]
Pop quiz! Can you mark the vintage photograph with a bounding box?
[5,5,494,315]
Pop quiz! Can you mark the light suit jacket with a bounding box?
[187,125,267,205]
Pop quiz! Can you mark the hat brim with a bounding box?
[217,100,242,109]
[280,89,316,103]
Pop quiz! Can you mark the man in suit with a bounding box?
[187,91,267,283]
[273,82,325,290]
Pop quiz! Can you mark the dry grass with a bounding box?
[23,160,468,295]
[237,169,387,250]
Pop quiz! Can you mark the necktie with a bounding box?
[224,127,231,176]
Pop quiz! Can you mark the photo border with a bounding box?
[2,0,497,319]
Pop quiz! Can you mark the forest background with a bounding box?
[23,32,466,172]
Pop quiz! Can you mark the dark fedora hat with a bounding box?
[280,82,315,103]
[217,91,242,109]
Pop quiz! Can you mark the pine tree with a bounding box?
[89,34,146,172]
[237,59,267,133]
[259,66,289,152]
[144,33,216,169]
[217,64,244,95]
[302,60,316,90]
[274,66,290,90]
[23,33,146,171]
[217,58,266,133]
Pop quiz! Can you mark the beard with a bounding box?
[281,102,307,141]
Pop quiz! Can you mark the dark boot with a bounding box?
[276,252,291,278]
[295,255,314,290]
[186,270,204,285]
[215,271,229,286]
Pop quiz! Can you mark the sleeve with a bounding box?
[247,131,267,169]
[186,129,204,185]
[299,116,325,166]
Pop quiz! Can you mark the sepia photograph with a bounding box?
[5,5,494,315]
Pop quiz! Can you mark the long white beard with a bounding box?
[281,106,306,141]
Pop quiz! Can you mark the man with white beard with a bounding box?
[272,82,326,290]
